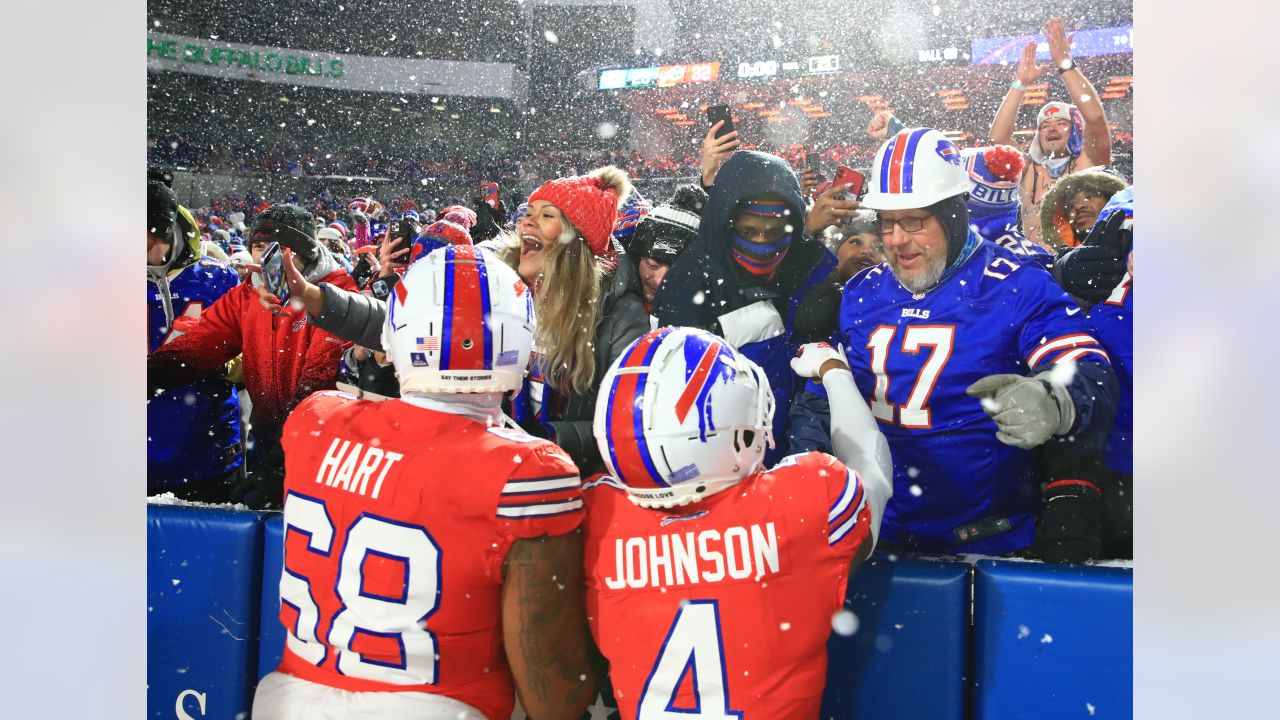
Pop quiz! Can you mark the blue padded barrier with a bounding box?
[257,513,286,681]
[972,560,1133,719]
[147,504,266,719]
[821,554,971,720]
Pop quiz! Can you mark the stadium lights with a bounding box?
[742,102,765,110]
[807,112,831,118]
[489,107,502,113]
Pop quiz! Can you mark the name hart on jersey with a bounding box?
[603,522,781,590]
[314,437,404,499]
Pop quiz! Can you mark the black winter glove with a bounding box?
[1053,210,1131,304]
[233,433,287,509]
[231,461,285,510]
[471,197,505,243]
[1032,479,1104,564]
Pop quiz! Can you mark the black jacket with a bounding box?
[652,150,839,459]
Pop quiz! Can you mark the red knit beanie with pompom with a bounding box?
[527,166,632,257]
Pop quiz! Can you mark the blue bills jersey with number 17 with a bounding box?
[838,240,1110,554]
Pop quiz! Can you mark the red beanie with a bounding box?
[441,205,478,230]
[528,168,630,257]
[420,220,471,247]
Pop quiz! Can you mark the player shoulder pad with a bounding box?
[582,474,627,493]
[768,451,842,475]
[485,424,548,444]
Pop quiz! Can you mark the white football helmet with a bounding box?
[593,327,775,509]
[862,127,970,210]
[382,244,534,395]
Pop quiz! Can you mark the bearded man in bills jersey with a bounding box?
[831,127,1119,561]
[581,327,892,720]
[253,245,596,720]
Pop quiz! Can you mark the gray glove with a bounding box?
[965,372,1075,449]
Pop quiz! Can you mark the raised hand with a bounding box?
[700,120,740,187]
[866,111,892,140]
[1044,17,1075,66]
[1016,39,1051,86]
[804,181,861,236]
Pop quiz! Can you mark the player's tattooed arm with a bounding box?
[502,530,598,719]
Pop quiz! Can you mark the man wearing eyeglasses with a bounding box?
[829,127,1119,563]
[653,149,841,464]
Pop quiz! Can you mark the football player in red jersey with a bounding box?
[582,328,892,720]
[253,245,596,720]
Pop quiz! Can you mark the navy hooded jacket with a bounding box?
[653,150,839,461]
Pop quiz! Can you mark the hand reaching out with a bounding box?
[281,247,326,316]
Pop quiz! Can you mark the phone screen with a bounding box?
[260,242,291,305]
[706,105,735,139]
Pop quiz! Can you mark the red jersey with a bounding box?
[274,391,583,720]
[583,452,874,720]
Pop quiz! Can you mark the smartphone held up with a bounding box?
[706,104,735,139]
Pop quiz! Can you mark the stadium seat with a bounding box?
[147,504,267,719]
[257,513,285,681]
[972,559,1133,719]
[821,554,971,720]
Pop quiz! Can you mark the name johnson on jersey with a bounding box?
[601,522,781,589]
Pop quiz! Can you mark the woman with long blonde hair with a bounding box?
[501,166,650,473]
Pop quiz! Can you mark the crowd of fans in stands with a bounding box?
[148,17,1132,568]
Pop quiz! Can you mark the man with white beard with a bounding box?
[833,127,1119,562]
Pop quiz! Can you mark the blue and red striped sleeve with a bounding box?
[496,440,584,539]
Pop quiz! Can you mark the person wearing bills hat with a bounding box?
[989,17,1114,249]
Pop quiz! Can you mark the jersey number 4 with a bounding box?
[865,324,956,428]
[280,491,442,685]
[637,600,743,720]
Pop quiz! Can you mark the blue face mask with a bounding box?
[730,232,792,279]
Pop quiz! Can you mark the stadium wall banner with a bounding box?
[147,32,527,101]
[971,25,1133,65]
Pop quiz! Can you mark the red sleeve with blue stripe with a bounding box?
[802,453,872,558]
[496,439,584,540]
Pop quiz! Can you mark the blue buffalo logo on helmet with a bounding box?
[593,327,775,508]
[935,139,962,167]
